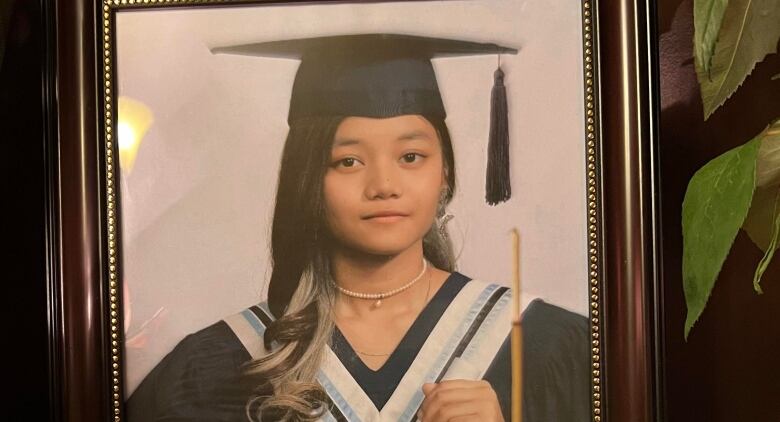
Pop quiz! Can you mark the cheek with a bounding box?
[323,175,341,218]
[419,185,442,220]
[410,163,446,218]
[323,173,355,225]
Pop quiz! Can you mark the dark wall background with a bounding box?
[657,1,780,421]
[1,0,51,420]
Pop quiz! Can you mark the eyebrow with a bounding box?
[332,138,361,147]
[332,130,433,147]
[397,130,434,142]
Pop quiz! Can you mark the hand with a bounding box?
[418,380,504,422]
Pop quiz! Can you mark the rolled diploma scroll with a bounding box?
[440,357,481,381]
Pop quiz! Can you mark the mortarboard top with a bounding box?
[212,34,517,123]
[212,33,518,205]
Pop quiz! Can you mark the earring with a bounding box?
[436,188,447,217]
[437,189,454,237]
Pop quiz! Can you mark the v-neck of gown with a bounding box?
[330,272,471,410]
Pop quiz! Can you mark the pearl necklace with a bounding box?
[353,276,432,357]
[335,259,428,308]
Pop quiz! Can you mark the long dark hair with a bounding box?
[246,115,457,421]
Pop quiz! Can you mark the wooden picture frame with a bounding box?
[45,0,661,421]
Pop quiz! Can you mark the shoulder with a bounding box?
[158,303,271,366]
[182,318,250,352]
[525,300,588,326]
[126,312,262,421]
[521,302,591,420]
[221,303,276,360]
[133,318,252,395]
[179,319,253,365]
[523,300,589,348]
[481,298,589,421]
[521,300,590,379]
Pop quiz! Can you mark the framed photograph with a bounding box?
[47,0,661,421]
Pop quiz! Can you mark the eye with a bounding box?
[332,157,363,169]
[401,153,424,164]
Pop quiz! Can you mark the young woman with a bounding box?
[126,34,589,422]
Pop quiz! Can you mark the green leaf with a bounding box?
[697,0,780,119]
[683,136,761,339]
[694,0,730,76]
[755,118,780,189]
[745,187,780,252]
[742,119,780,291]
[751,189,780,293]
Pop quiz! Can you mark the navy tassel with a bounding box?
[486,66,511,205]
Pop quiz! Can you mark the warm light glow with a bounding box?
[118,122,136,152]
[117,96,154,172]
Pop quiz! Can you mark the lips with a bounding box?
[363,210,409,221]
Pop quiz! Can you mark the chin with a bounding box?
[342,232,422,257]
[359,245,414,257]
[355,241,416,257]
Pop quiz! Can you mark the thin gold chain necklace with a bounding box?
[352,275,432,357]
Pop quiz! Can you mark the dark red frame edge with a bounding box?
[46,0,662,421]
[597,0,660,421]
[50,0,112,420]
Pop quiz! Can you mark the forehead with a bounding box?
[333,115,438,145]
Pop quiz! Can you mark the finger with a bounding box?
[422,383,436,395]
[421,387,485,412]
[429,379,492,393]
[422,382,498,412]
[424,401,483,422]
[421,388,495,419]
[423,380,494,405]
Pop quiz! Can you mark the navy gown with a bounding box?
[126,273,589,421]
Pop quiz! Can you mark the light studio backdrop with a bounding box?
[114,0,588,395]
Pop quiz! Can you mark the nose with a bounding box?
[364,161,402,200]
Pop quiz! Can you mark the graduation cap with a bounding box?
[212,34,518,205]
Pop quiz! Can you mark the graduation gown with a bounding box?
[126,273,590,421]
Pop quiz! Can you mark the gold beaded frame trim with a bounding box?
[579,1,604,421]
[99,1,605,421]
[100,3,121,420]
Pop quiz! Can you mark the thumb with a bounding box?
[422,382,436,395]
